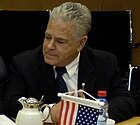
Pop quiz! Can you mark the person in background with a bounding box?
[4,2,136,123]
[135,88,140,115]
[0,56,8,114]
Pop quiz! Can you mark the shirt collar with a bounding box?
[65,53,80,78]
[53,53,80,78]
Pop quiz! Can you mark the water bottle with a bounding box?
[97,90,109,125]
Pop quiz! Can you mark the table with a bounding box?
[116,117,140,125]
[44,117,140,125]
[44,123,56,125]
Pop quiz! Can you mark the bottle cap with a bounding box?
[98,90,107,97]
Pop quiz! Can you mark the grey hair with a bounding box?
[49,2,92,38]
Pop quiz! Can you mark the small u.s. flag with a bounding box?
[58,99,99,125]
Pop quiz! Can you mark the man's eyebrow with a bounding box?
[45,32,68,42]
[57,37,65,41]
[45,32,50,36]
[56,37,68,43]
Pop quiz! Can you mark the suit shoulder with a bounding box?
[13,46,42,61]
[85,46,116,60]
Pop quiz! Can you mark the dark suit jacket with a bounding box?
[4,45,136,122]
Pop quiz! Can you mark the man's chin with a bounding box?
[44,58,58,66]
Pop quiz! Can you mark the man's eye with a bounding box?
[56,39,66,44]
[45,36,51,40]
[57,40,64,44]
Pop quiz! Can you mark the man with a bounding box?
[4,2,136,123]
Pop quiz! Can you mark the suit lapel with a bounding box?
[36,57,57,103]
[78,47,96,94]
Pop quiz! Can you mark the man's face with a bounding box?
[42,19,87,67]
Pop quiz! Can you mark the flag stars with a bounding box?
[76,104,99,124]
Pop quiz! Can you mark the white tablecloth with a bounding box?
[0,115,15,125]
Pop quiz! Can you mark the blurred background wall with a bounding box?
[0,0,140,67]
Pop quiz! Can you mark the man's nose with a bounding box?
[47,39,55,49]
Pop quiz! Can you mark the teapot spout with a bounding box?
[18,97,27,106]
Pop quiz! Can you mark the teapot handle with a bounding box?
[41,104,50,121]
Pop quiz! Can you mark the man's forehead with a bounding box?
[46,24,76,40]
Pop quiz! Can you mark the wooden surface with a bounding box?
[116,117,140,125]
[44,117,140,125]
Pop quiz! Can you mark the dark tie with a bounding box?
[55,67,68,93]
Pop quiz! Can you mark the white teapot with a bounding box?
[15,96,48,125]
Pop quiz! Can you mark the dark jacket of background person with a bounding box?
[4,45,136,122]
[0,56,8,114]
[135,88,140,115]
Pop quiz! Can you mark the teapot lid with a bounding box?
[18,96,44,108]
[24,98,39,108]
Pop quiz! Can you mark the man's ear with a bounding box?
[77,36,88,52]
